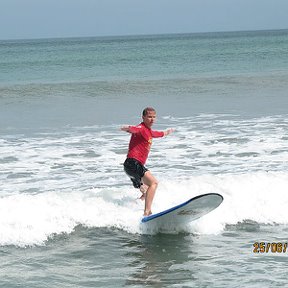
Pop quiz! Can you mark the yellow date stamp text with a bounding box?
[253,242,288,253]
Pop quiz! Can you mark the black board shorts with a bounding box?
[124,158,148,189]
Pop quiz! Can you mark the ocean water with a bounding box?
[1,29,288,287]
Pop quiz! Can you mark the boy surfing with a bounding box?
[121,107,174,216]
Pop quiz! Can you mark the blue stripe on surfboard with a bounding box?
[141,193,223,223]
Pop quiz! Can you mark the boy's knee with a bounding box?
[151,179,158,187]
[143,172,158,187]
[146,179,158,188]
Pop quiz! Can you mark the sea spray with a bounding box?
[1,171,288,246]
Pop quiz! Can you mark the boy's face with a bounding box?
[142,111,156,128]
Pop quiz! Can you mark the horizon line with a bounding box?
[1,28,287,42]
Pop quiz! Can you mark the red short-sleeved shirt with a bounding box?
[127,122,164,165]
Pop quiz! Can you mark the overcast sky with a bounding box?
[1,0,288,40]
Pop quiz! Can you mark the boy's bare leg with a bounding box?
[139,184,148,200]
[142,171,158,216]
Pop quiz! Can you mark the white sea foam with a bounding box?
[0,188,142,247]
[1,114,288,246]
[1,171,288,246]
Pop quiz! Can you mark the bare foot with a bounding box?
[139,192,146,201]
[139,184,148,193]
[143,210,152,216]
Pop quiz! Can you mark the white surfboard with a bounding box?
[141,193,223,226]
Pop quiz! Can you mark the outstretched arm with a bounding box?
[121,125,142,134]
[163,128,175,136]
[120,126,131,133]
